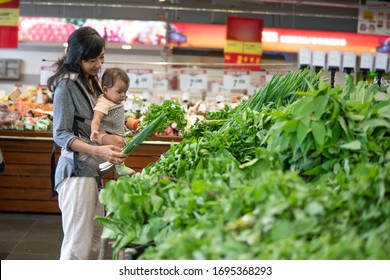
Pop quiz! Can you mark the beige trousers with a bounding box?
[57,177,104,260]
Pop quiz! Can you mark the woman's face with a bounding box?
[103,78,128,105]
[80,49,105,78]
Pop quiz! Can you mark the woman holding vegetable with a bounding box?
[48,27,128,260]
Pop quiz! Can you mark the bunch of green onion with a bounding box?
[99,113,167,172]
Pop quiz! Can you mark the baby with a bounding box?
[90,67,139,175]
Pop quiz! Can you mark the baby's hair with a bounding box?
[101,68,130,88]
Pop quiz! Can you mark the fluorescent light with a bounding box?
[121,45,132,50]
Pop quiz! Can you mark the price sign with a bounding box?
[312,50,326,68]
[375,52,388,72]
[298,48,312,67]
[223,69,250,90]
[40,66,55,86]
[343,52,357,71]
[179,69,208,90]
[152,78,168,91]
[127,69,153,89]
[360,52,374,71]
[327,50,342,70]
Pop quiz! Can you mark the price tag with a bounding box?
[327,50,342,70]
[360,52,374,71]
[164,92,171,101]
[152,78,168,91]
[312,50,326,68]
[223,69,250,90]
[179,69,208,90]
[298,48,311,67]
[142,91,151,101]
[343,52,357,71]
[127,69,153,89]
[375,52,388,72]
[182,92,190,102]
[216,94,224,103]
[40,66,55,86]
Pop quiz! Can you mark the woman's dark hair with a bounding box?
[47,26,105,92]
[101,68,130,89]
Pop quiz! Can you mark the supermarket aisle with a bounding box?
[0,212,62,260]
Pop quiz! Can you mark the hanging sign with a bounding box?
[179,69,208,90]
[223,69,250,90]
[0,0,19,48]
[127,69,153,89]
[224,17,263,70]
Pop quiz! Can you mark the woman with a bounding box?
[48,26,127,260]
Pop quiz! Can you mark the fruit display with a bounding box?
[97,69,390,260]
[0,86,53,131]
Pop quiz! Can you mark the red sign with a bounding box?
[0,0,19,48]
[224,17,263,70]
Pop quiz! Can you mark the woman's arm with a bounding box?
[69,138,126,164]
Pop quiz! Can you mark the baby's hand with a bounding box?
[90,129,99,143]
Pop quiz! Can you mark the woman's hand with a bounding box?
[95,145,127,165]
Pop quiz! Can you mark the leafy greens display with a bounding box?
[98,70,390,259]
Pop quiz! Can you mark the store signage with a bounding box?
[0,0,19,48]
[179,69,207,90]
[127,69,153,89]
[40,66,54,86]
[167,22,389,55]
[224,17,263,70]
[15,17,390,55]
[223,70,250,90]
[358,0,390,36]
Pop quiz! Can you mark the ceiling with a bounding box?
[20,0,362,33]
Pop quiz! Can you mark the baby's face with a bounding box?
[103,78,128,104]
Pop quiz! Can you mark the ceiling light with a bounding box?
[122,45,132,50]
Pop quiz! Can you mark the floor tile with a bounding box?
[0,239,19,253]
[25,220,63,241]
[0,217,35,240]
[0,252,9,260]
[12,239,62,255]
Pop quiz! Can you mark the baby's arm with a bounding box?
[125,117,140,131]
[90,111,106,142]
